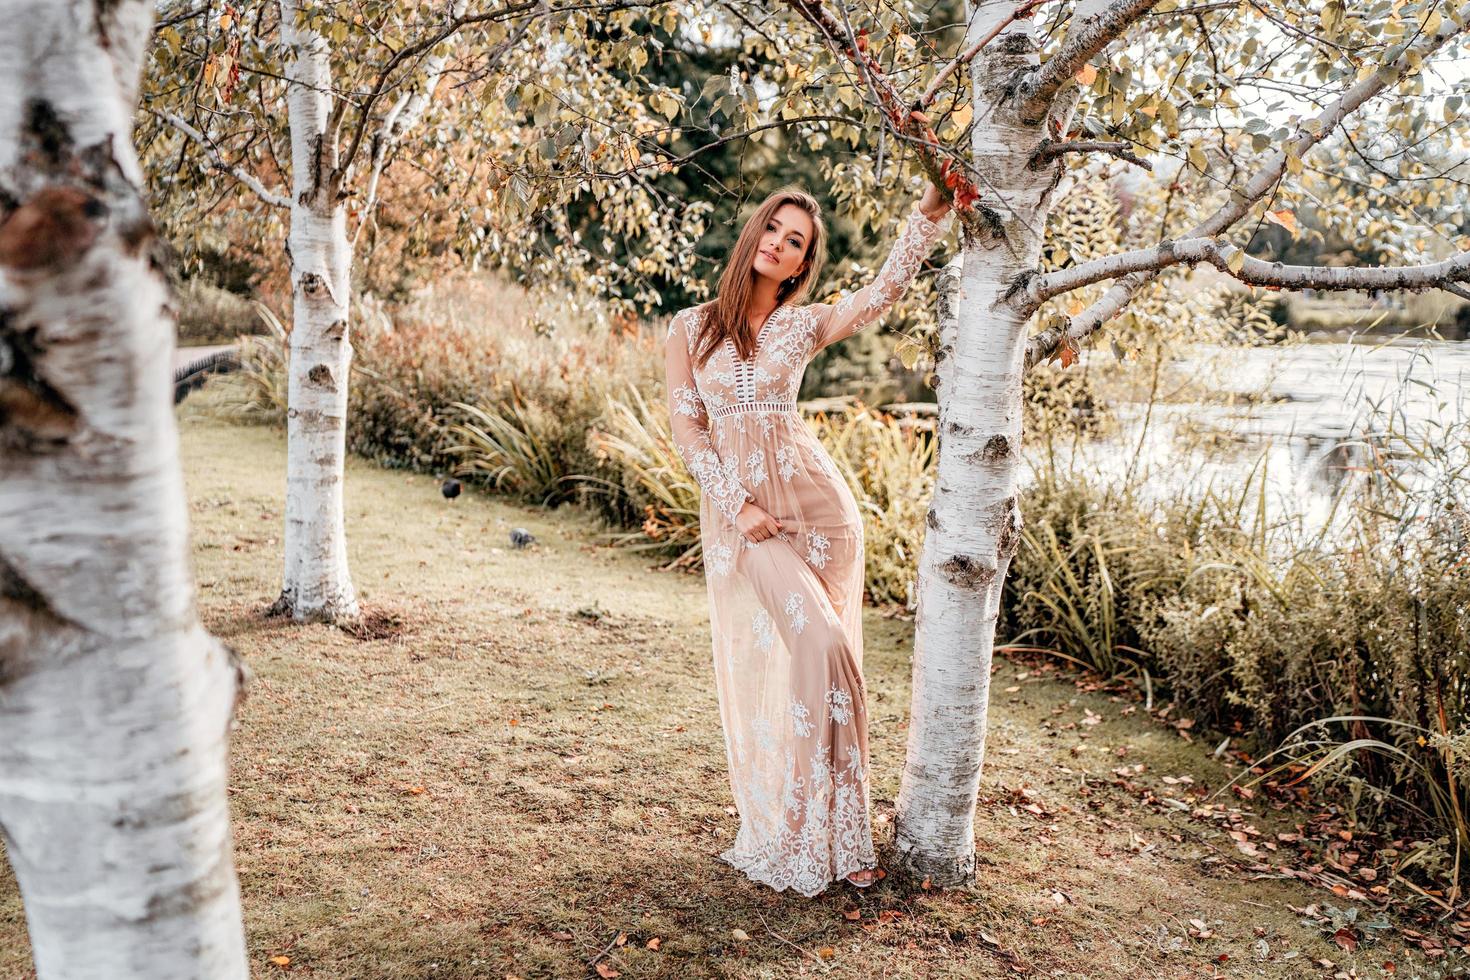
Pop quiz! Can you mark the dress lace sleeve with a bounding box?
[665,309,755,528]
[809,202,952,357]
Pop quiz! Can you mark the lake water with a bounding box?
[1045,337,1470,539]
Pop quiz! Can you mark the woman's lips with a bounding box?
[760,250,777,262]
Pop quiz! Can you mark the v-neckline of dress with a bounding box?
[726,302,788,364]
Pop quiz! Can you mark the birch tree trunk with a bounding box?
[272,0,359,622]
[0,2,249,975]
[893,3,1079,885]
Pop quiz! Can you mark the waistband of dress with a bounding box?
[708,400,798,419]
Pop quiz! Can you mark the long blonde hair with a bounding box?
[693,187,828,368]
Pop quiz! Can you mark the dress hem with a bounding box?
[717,846,879,898]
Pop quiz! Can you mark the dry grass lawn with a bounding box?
[0,413,1446,978]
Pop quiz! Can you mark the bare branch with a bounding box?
[1023,237,1470,304]
[332,0,546,194]
[1015,0,1160,124]
[784,0,984,233]
[1029,138,1151,170]
[151,109,291,209]
[1026,6,1470,368]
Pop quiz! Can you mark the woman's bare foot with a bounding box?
[845,868,878,887]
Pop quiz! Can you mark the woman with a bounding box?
[664,185,953,896]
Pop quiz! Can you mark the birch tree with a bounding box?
[638,0,1469,884]
[143,1,712,622]
[0,1,248,975]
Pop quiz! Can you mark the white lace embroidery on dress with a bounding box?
[706,542,733,577]
[784,592,808,634]
[806,529,831,569]
[775,445,798,481]
[826,685,854,725]
[752,608,776,652]
[790,697,815,738]
[746,449,768,488]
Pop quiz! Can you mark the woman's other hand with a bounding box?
[735,501,783,543]
[919,182,952,223]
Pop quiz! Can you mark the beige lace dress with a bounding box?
[664,202,952,896]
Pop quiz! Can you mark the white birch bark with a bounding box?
[893,0,1109,885]
[273,0,359,622]
[0,2,248,976]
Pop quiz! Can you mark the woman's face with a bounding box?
[752,203,814,286]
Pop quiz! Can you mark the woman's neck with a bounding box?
[747,278,782,326]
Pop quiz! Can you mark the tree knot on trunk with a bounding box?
[0,187,106,273]
[926,507,941,531]
[306,364,335,389]
[300,272,328,297]
[944,419,975,437]
[995,495,1024,559]
[0,315,81,448]
[939,554,997,592]
[973,434,1013,463]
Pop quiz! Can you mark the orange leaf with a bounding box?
[646,937,662,951]
[817,947,837,960]
[1058,338,1079,368]
[1076,64,1098,86]
[269,955,291,967]
[408,785,426,795]
[843,908,862,921]
[595,964,621,979]
[1264,208,1299,235]
[921,876,932,890]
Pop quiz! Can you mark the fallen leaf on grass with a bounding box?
[595,964,620,979]
[1333,928,1359,952]
[817,947,836,960]
[407,785,426,795]
[646,937,661,950]
[731,928,749,941]
[269,956,291,967]
[843,908,862,921]
[614,932,627,947]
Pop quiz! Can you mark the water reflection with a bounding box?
[1034,338,1470,539]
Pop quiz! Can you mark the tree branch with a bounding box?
[332,0,546,194]
[1025,4,1470,367]
[918,0,1045,110]
[1029,138,1151,170]
[1023,237,1470,304]
[784,0,984,232]
[151,109,291,208]
[1015,0,1161,124]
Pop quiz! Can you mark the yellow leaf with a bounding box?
[1067,299,1085,316]
[1187,143,1208,173]
[1139,104,1157,118]
[1076,64,1098,86]
[951,103,972,129]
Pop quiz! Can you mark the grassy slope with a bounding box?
[0,413,1428,979]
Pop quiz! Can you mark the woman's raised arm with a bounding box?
[808,201,952,357]
[664,309,755,529]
